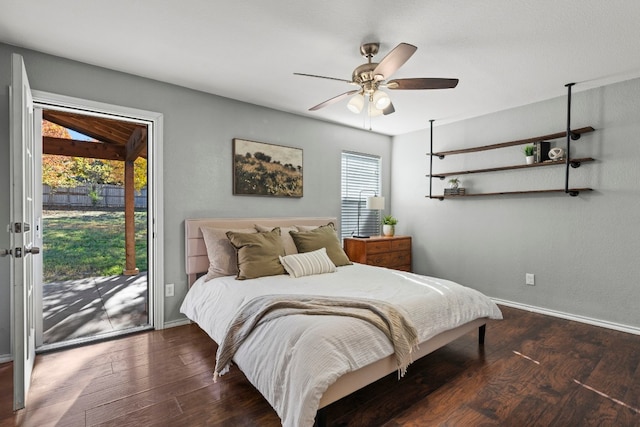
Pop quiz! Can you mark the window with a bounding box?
[341,151,382,239]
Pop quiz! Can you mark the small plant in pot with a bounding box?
[448,177,460,189]
[381,215,398,237]
[523,145,535,164]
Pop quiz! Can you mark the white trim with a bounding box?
[163,318,191,329]
[0,354,12,364]
[36,325,153,354]
[30,90,165,330]
[150,116,165,329]
[492,298,640,336]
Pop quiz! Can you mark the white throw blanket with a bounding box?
[214,294,419,381]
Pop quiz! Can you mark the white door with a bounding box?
[9,53,39,410]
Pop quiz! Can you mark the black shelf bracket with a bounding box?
[428,119,435,199]
[565,83,575,195]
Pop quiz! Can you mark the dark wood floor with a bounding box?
[1,306,639,426]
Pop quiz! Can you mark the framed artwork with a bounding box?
[232,138,303,197]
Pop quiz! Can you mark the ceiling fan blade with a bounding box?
[372,43,417,80]
[294,72,354,84]
[386,78,459,90]
[309,90,359,111]
[383,102,395,115]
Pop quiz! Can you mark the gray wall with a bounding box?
[0,43,392,356]
[391,78,640,329]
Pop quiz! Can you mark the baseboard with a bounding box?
[0,354,12,364]
[162,317,191,329]
[492,298,640,336]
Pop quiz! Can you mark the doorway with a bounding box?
[32,99,163,351]
[10,55,164,410]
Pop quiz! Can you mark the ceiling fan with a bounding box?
[294,42,459,116]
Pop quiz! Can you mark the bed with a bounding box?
[181,217,502,426]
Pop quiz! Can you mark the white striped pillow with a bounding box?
[279,247,337,278]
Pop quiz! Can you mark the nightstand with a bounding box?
[343,235,412,272]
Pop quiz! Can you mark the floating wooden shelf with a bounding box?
[428,188,593,200]
[427,85,596,200]
[429,127,595,158]
[428,157,595,178]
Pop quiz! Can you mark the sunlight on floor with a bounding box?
[42,272,148,344]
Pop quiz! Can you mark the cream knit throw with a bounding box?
[213,294,419,381]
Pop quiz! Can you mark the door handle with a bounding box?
[25,246,40,255]
[0,247,40,258]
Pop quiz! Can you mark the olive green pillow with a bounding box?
[226,228,286,280]
[289,224,352,267]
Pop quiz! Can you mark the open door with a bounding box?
[9,53,39,410]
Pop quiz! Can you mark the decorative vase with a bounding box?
[382,224,395,237]
[525,155,534,165]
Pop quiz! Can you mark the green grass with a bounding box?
[43,210,148,282]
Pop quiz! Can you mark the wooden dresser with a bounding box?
[343,235,412,272]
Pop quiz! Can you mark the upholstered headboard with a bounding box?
[184,217,337,285]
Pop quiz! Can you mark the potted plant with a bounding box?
[523,145,535,164]
[381,215,398,237]
[448,177,460,189]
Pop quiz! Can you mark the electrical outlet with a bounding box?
[525,273,535,286]
[165,283,175,297]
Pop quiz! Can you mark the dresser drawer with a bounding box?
[391,238,411,252]
[366,240,392,254]
[343,236,412,272]
[366,251,411,268]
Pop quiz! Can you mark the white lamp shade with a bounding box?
[366,196,385,210]
[347,93,364,113]
[372,90,391,109]
[368,104,384,117]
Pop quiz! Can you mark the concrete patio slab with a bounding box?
[43,272,148,344]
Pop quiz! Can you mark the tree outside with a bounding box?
[41,120,148,280]
[42,120,147,194]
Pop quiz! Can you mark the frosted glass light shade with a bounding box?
[372,90,391,109]
[368,104,383,117]
[347,94,364,113]
[366,196,385,210]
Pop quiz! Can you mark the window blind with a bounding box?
[341,151,382,239]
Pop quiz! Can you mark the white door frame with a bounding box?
[31,90,165,333]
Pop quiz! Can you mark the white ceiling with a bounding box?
[3,0,640,136]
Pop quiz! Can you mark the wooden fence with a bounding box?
[43,184,147,210]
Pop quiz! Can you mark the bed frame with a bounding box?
[185,217,487,421]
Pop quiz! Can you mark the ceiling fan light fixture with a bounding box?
[372,90,391,109]
[347,93,365,113]
[368,104,384,117]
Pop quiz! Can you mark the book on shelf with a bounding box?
[444,188,466,195]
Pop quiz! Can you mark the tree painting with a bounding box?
[233,139,303,197]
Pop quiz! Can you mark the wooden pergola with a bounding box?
[42,110,147,276]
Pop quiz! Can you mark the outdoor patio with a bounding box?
[42,272,148,344]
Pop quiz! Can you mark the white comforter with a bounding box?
[180,263,502,427]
